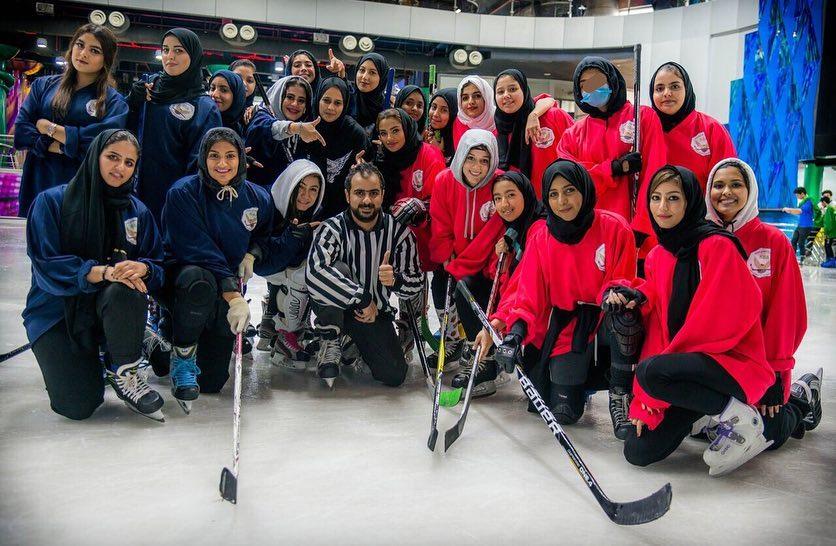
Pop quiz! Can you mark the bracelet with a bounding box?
[47,122,57,138]
[102,265,110,282]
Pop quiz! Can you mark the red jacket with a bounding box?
[430,167,501,266]
[505,211,637,356]
[394,143,446,272]
[556,103,666,237]
[445,214,504,280]
[628,236,774,430]
[664,110,736,191]
[736,218,807,402]
[452,118,497,151]
[490,220,547,327]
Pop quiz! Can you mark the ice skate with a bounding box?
[396,318,416,366]
[452,350,497,398]
[608,387,632,440]
[790,368,823,432]
[256,314,277,352]
[106,362,165,422]
[316,336,341,388]
[170,350,200,414]
[271,329,310,371]
[428,339,462,373]
[703,398,772,476]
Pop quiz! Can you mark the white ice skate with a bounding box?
[106,363,165,422]
[703,398,772,476]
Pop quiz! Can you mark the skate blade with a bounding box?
[323,377,335,389]
[219,467,238,504]
[176,399,193,415]
[125,402,165,423]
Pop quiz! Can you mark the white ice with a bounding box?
[0,218,833,544]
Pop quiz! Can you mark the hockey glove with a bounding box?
[226,297,251,335]
[391,197,428,226]
[238,253,256,285]
[611,151,642,177]
[601,286,647,314]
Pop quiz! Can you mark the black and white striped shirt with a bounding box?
[306,211,422,313]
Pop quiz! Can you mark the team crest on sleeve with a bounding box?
[124,217,138,245]
[479,201,495,222]
[169,102,195,121]
[595,243,606,271]
[85,99,98,117]
[534,127,555,149]
[412,170,424,192]
[747,248,771,278]
[619,121,635,144]
[690,132,711,157]
[241,207,258,231]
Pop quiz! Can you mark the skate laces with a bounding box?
[171,355,199,387]
[609,392,630,424]
[143,326,171,357]
[318,339,341,366]
[277,329,303,352]
[112,366,153,402]
[708,420,743,451]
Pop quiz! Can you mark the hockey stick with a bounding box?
[630,43,642,218]
[405,298,461,407]
[254,75,272,113]
[427,276,455,451]
[220,282,245,504]
[420,316,441,353]
[457,282,672,525]
[444,252,507,451]
[0,343,30,363]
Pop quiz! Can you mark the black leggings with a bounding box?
[623,352,745,467]
[32,283,148,420]
[155,266,235,393]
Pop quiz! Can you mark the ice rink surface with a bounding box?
[1,217,833,545]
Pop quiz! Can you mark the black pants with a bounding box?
[429,267,450,315]
[155,265,235,393]
[265,282,280,316]
[762,400,804,450]
[436,273,492,340]
[32,283,147,420]
[791,227,813,258]
[314,302,407,387]
[825,238,834,261]
[623,352,745,467]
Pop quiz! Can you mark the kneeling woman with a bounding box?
[161,128,273,412]
[23,129,165,421]
[495,160,638,437]
[618,166,774,476]
[705,158,821,448]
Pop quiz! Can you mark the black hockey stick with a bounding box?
[0,343,30,363]
[427,275,454,451]
[630,43,642,218]
[220,282,245,504]
[444,252,507,451]
[457,282,672,525]
[405,298,435,392]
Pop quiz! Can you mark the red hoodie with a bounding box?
[664,111,736,190]
[430,167,501,265]
[556,103,666,237]
[627,236,774,430]
[445,214,504,280]
[394,143,446,272]
[504,211,637,356]
[735,218,807,402]
[452,118,497,151]
[489,220,547,327]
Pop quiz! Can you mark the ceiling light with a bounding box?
[221,23,238,40]
[155,49,162,61]
[89,9,107,25]
[108,11,126,28]
[274,61,284,72]
[468,50,483,65]
[358,36,374,52]
[239,25,256,41]
[543,72,552,76]
[36,38,47,49]
[341,35,358,51]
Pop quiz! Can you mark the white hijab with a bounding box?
[705,157,759,232]
[456,76,496,132]
[450,129,499,190]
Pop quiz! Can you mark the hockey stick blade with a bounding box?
[219,467,238,504]
[603,483,672,525]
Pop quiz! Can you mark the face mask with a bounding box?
[580,85,612,108]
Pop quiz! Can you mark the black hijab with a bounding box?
[572,56,627,120]
[198,127,248,196]
[394,85,427,132]
[314,77,369,166]
[429,88,458,163]
[211,70,247,133]
[494,69,535,177]
[542,159,597,245]
[494,171,545,270]
[146,28,206,104]
[649,61,696,133]
[287,49,321,95]
[352,52,389,128]
[376,108,422,209]
[60,129,136,354]
[648,165,747,339]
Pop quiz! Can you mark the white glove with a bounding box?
[238,253,255,285]
[226,297,251,334]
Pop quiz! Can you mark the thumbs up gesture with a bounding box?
[379,250,395,287]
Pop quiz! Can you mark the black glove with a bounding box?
[495,333,523,374]
[611,151,642,177]
[289,221,315,241]
[758,374,784,407]
[601,286,647,314]
[391,197,428,226]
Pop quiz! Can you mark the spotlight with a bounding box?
[36,38,48,49]
[239,25,256,42]
[274,61,284,72]
[221,23,238,40]
[89,9,107,25]
[468,50,483,65]
[108,11,126,29]
[155,49,162,61]
[358,36,374,53]
[452,49,468,64]
[341,35,358,51]
[55,56,67,67]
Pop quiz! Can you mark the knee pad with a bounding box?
[176,267,217,306]
[102,282,147,307]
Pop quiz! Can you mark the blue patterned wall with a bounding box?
[728,0,823,208]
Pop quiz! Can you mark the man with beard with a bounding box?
[306,162,422,388]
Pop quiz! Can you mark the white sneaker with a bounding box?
[703,398,772,477]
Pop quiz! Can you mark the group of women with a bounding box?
[15,22,822,475]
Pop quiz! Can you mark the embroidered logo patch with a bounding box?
[241,207,258,231]
[534,127,555,149]
[595,243,606,271]
[747,247,772,278]
[479,201,495,222]
[691,132,711,157]
[619,120,635,144]
[85,99,97,117]
[327,152,352,185]
[412,170,424,192]
[124,217,138,245]
[169,102,195,121]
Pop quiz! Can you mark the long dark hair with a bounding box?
[52,23,118,120]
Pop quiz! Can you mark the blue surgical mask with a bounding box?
[580,85,612,108]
